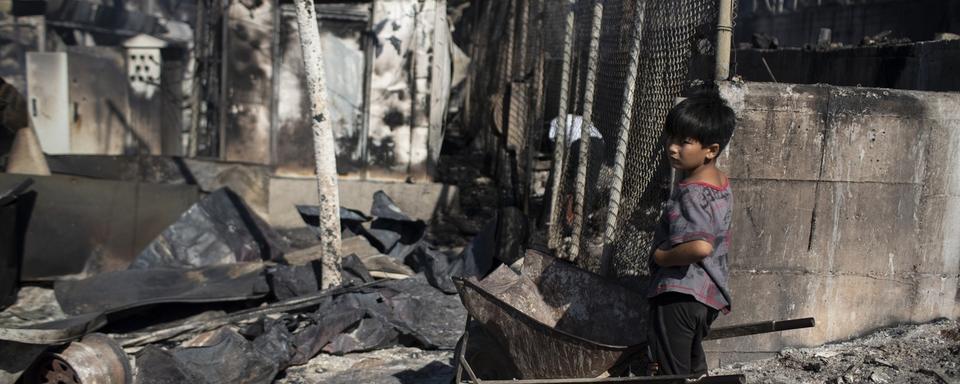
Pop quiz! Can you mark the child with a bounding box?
[647,87,736,376]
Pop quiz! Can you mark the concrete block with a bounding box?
[706,271,952,358]
[821,112,926,184]
[720,111,823,181]
[808,182,921,276]
[826,87,927,118]
[709,272,822,352]
[268,177,458,228]
[920,119,960,198]
[728,179,818,271]
[714,81,960,359]
[722,82,826,114]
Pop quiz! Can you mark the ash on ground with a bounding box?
[277,346,454,384]
[712,319,960,384]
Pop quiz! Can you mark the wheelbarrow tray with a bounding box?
[454,249,649,379]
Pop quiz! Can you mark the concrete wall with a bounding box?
[705,81,960,366]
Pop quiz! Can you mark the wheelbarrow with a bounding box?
[452,249,814,383]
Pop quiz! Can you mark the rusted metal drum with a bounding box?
[25,333,132,384]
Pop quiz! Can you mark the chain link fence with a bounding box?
[458,0,725,281]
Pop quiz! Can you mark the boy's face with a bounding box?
[665,136,717,172]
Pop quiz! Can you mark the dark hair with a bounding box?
[664,86,736,152]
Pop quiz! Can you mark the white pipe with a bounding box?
[716,0,734,80]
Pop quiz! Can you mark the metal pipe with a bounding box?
[547,0,577,250]
[567,0,603,262]
[461,373,746,383]
[599,0,646,276]
[705,317,816,341]
[715,0,733,80]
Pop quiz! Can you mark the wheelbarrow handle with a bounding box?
[705,317,815,340]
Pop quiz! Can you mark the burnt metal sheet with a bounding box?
[0,173,199,281]
[54,262,269,316]
[45,154,273,219]
[0,179,32,309]
[0,341,47,383]
[131,188,286,270]
[453,249,648,379]
[0,311,107,345]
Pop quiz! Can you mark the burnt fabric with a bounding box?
[648,181,733,312]
[648,293,718,376]
[131,188,287,270]
[54,263,269,315]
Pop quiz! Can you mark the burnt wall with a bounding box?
[223,0,274,164]
[726,40,960,92]
[706,81,960,365]
[735,0,960,47]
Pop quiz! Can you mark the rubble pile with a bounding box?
[0,180,473,384]
[712,319,960,384]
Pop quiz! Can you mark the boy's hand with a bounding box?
[653,240,713,267]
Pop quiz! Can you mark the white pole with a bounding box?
[716,0,733,80]
[294,0,342,288]
[547,0,577,250]
[567,0,604,262]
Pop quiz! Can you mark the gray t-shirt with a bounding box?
[648,180,732,313]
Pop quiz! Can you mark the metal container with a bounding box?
[454,249,648,379]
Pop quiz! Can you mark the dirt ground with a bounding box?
[712,319,960,384]
[277,346,455,384]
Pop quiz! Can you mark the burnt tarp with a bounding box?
[0,173,199,280]
[321,275,466,353]
[297,205,370,238]
[267,263,322,301]
[131,188,287,270]
[267,256,374,301]
[135,328,286,384]
[318,289,431,355]
[296,190,505,294]
[289,307,366,364]
[54,262,270,315]
[0,178,32,309]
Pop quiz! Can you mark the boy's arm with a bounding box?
[653,240,713,267]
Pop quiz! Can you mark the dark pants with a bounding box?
[648,293,719,375]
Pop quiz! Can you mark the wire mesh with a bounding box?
[461,0,721,279]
